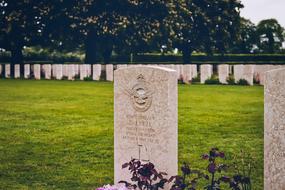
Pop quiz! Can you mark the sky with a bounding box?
[240,0,285,27]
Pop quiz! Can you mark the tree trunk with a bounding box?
[10,44,23,78]
[85,31,98,64]
[181,45,192,64]
[103,46,113,64]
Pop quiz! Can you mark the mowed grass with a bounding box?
[0,80,264,190]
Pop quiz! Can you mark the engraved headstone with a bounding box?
[200,64,213,83]
[34,64,41,80]
[14,64,20,79]
[93,64,102,81]
[5,64,10,78]
[106,64,114,81]
[24,64,30,79]
[218,64,229,84]
[114,66,178,186]
[264,68,285,189]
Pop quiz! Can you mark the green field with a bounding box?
[0,80,264,189]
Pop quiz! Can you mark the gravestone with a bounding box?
[218,64,229,84]
[34,64,41,80]
[44,64,52,79]
[55,64,63,80]
[182,64,192,84]
[14,64,20,79]
[200,64,213,83]
[63,64,68,77]
[93,64,102,81]
[234,65,254,85]
[114,66,178,186]
[79,64,88,80]
[191,64,198,79]
[68,64,75,80]
[5,64,10,78]
[106,64,114,81]
[264,68,285,189]
[254,65,269,85]
[24,64,30,79]
[0,64,2,77]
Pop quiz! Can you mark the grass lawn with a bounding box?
[0,80,264,190]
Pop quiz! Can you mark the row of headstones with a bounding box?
[0,63,284,85]
[113,65,285,189]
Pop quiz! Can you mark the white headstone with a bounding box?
[14,64,20,79]
[264,68,285,189]
[106,64,114,81]
[43,64,52,79]
[62,65,68,77]
[182,65,192,84]
[55,64,63,80]
[234,65,254,85]
[93,64,102,81]
[34,64,41,80]
[218,64,229,84]
[0,64,2,77]
[191,64,198,79]
[74,64,79,76]
[68,64,75,80]
[5,64,10,78]
[200,64,213,83]
[24,64,30,79]
[114,66,178,185]
[80,64,88,80]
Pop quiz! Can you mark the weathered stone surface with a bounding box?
[5,64,10,78]
[62,64,68,77]
[234,65,254,85]
[218,64,229,84]
[182,64,192,84]
[34,64,41,80]
[191,64,198,79]
[24,64,30,79]
[86,64,92,76]
[93,64,102,81]
[114,66,178,187]
[43,64,52,79]
[106,64,114,81]
[243,65,254,85]
[254,65,269,85]
[116,64,127,69]
[54,64,63,80]
[200,64,213,83]
[68,64,75,80]
[0,64,2,77]
[14,64,20,78]
[74,64,79,76]
[264,68,285,190]
[80,64,87,80]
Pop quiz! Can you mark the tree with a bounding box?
[256,19,284,53]
[66,0,171,64]
[231,18,257,53]
[166,0,243,63]
[0,0,52,77]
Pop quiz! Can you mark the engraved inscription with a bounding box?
[125,74,154,112]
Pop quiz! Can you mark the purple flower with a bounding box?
[208,163,216,173]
